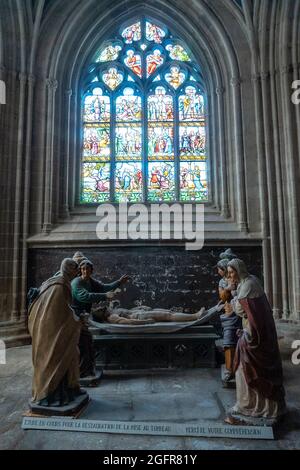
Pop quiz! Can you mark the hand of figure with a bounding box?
[236,329,243,337]
[106,291,115,299]
[80,313,90,326]
[120,274,130,284]
[224,302,233,316]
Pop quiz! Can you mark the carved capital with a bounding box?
[230,77,241,87]
[46,78,58,91]
[215,86,225,96]
[18,72,27,84]
[281,65,291,76]
[28,73,36,85]
[260,71,269,81]
[0,65,6,79]
[251,74,261,83]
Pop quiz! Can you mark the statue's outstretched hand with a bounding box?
[120,274,131,284]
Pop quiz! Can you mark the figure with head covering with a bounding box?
[224,259,286,424]
[71,258,130,378]
[28,259,86,408]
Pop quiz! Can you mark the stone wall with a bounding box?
[0,0,299,346]
[28,246,262,311]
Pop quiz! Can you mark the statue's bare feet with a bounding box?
[224,414,248,426]
[196,307,206,319]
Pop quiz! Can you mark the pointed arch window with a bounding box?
[80,19,208,203]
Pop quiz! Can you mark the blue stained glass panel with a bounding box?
[180,161,208,201]
[83,92,110,122]
[102,67,123,90]
[81,162,110,203]
[96,44,122,62]
[121,22,141,43]
[179,124,206,158]
[115,125,142,160]
[116,88,141,122]
[146,22,166,43]
[146,50,164,77]
[124,50,142,77]
[115,162,143,202]
[83,125,110,161]
[148,87,173,121]
[165,44,190,62]
[148,124,174,160]
[148,162,175,202]
[165,66,186,89]
[179,87,205,121]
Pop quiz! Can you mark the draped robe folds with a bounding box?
[231,274,285,418]
[234,294,285,402]
[28,276,81,402]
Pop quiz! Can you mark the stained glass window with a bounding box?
[80,18,208,203]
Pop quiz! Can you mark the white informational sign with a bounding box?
[0,340,6,364]
[22,417,274,440]
[0,80,6,104]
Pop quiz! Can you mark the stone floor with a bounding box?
[0,345,300,450]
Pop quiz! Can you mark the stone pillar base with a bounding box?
[0,321,31,348]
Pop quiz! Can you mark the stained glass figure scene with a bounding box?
[83,89,110,122]
[121,22,141,43]
[146,22,166,43]
[124,50,142,77]
[146,49,164,77]
[116,88,142,121]
[148,162,175,202]
[179,125,206,158]
[165,66,186,89]
[83,125,110,161]
[115,162,143,202]
[148,87,173,121]
[165,44,190,62]
[81,18,208,203]
[180,161,207,201]
[102,68,123,90]
[115,125,142,160]
[97,44,122,62]
[81,162,110,203]
[179,87,205,120]
[148,124,174,160]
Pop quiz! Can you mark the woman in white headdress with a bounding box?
[224,259,285,423]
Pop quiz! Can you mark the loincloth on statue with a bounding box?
[90,304,222,334]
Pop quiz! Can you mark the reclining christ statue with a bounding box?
[93,304,208,325]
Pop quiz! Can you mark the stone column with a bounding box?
[216,85,230,218]
[251,73,272,305]
[11,72,27,322]
[42,78,58,233]
[230,76,248,232]
[60,89,72,218]
[20,74,36,317]
[280,64,300,321]
[69,91,78,211]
